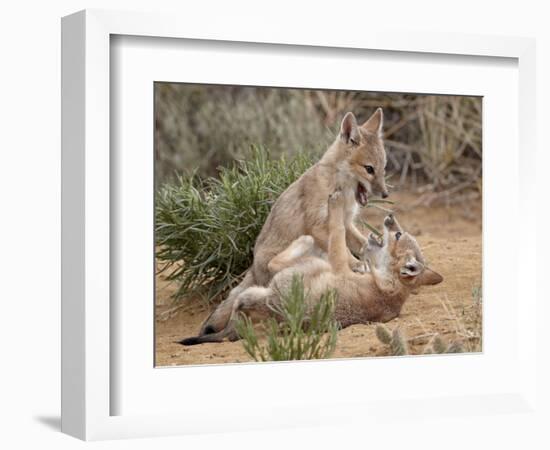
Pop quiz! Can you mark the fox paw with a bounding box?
[297,235,314,245]
[328,188,343,203]
[328,189,344,215]
[384,214,397,228]
[293,235,315,253]
[350,259,367,273]
[368,232,383,248]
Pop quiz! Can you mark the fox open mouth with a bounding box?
[355,182,368,206]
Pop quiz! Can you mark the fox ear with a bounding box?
[418,268,443,286]
[362,107,384,136]
[340,112,360,145]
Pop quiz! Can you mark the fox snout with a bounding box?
[363,178,388,199]
[373,178,389,199]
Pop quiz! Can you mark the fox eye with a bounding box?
[395,232,402,240]
[364,165,375,175]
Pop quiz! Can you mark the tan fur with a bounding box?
[182,190,443,346]
[199,109,389,335]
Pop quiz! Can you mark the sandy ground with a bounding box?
[155,191,482,366]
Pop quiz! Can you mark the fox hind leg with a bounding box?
[267,235,316,274]
[199,270,256,336]
[234,286,277,322]
[181,286,276,346]
[226,286,277,342]
[197,234,315,336]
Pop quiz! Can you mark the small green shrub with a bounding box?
[155,146,314,300]
[235,275,339,361]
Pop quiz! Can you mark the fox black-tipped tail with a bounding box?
[179,336,203,346]
[178,328,230,346]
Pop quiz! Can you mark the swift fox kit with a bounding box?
[199,109,390,336]
[181,189,443,345]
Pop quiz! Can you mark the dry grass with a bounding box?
[307,91,482,204]
[155,84,482,202]
[375,285,482,356]
[436,286,483,353]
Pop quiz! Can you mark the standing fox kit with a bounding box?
[181,189,443,345]
[199,109,390,336]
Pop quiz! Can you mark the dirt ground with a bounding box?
[155,191,482,366]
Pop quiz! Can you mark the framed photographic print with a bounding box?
[61,9,537,441]
[153,82,479,366]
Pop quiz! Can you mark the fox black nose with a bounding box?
[381,191,389,199]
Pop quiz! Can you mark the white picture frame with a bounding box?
[61,9,537,441]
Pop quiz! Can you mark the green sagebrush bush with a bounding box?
[235,275,339,361]
[155,146,314,300]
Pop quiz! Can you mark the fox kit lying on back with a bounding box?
[181,189,443,345]
[199,109,390,336]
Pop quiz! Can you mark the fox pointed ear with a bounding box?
[362,107,384,136]
[340,112,360,145]
[418,268,443,286]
